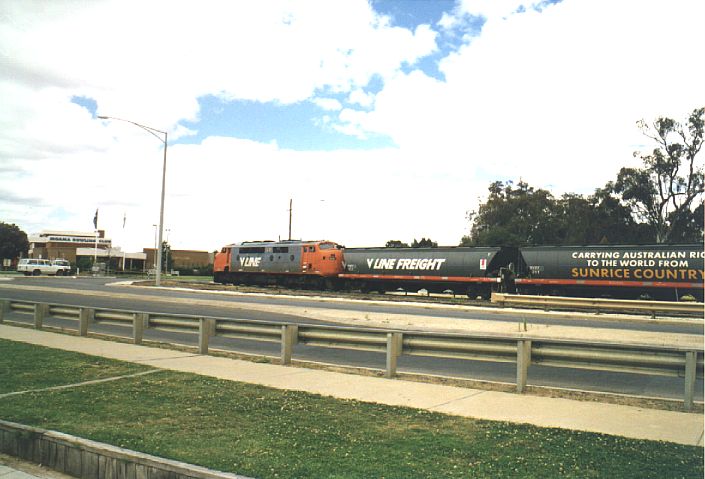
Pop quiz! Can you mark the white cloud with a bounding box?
[339,0,705,195]
[347,89,375,108]
[1,0,437,127]
[312,98,343,111]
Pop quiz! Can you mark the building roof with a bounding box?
[75,248,146,259]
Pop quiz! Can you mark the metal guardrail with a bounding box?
[0,298,702,410]
[491,292,704,317]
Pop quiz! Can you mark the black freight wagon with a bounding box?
[515,244,705,301]
[339,246,521,298]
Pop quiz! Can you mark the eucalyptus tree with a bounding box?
[614,107,704,243]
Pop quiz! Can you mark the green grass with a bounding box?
[0,339,702,479]
[162,275,213,282]
[0,339,152,394]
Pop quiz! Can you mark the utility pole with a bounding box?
[288,198,292,240]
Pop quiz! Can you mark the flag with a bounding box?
[93,209,98,229]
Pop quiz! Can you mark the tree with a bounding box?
[411,238,438,248]
[461,181,651,246]
[385,240,409,248]
[161,241,172,272]
[462,181,560,246]
[0,222,29,261]
[555,188,651,244]
[613,107,704,243]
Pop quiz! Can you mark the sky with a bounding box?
[1,0,703,253]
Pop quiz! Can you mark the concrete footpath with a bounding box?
[0,452,73,479]
[1,324,703,447]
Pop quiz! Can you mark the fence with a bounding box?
[491,292,704,317]
[1,298,702,410]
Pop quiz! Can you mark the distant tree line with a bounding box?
[385,238,438,248]
[462,108,704,246]
[0,222,29,265]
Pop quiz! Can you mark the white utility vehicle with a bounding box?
[17,258,72,276]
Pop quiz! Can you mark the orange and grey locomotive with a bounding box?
[213,240,344,289]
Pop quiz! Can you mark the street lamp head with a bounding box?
[98,114,168,286]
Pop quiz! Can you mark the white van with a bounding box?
[51,259,72,275]
[17,258,72,276]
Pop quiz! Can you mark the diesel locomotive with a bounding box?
[213,240,704,301]
[213,240,344,290]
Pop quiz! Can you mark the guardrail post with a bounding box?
[490,292,505,307]
[385,332,403,378]
[281,324,299,365]
[516,340,532,393]
[34,303,48,330]
[79,308,94,336]
[684,351,697,411]
[198,318,215,354]
[133,313,147,345]
[0,300,9,323]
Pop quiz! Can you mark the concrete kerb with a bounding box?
[1,325,703,447]
[0,420,253,479]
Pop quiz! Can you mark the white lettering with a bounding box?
[239,257,261,268]
[364,257,449,271]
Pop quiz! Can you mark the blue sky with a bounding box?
[178,95,396,151]
[2,0,703,252]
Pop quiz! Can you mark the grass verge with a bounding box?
[0,339,702,479]
[0,339,152,394]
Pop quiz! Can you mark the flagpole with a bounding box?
[122,213,127,272]
[93,208,99,266]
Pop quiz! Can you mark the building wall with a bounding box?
[143,249,213,269]
[29,231,111,262]
[46,245,81,263]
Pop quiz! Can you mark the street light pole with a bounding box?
[152,224,158,271]
[98,115,167,286]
